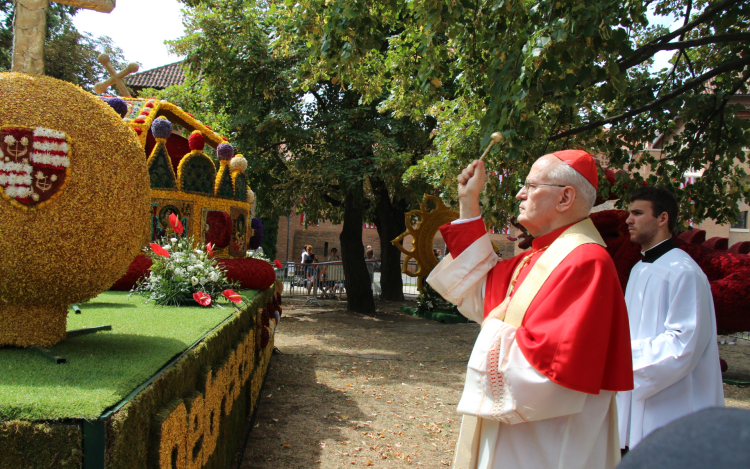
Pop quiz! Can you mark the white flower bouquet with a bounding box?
[131,214,240,306]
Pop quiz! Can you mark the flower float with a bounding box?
[0,73,149,347]
[132,230,239,306]
[588,210,750,334]
[222,289,242,303]
[249,218,264,250]
[169,212,183,234]
[192,292,212,307]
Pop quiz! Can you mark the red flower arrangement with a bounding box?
[587,210,750,333]
[110,254,153,290]
[703,237,728,251]
[728,242,750,255]
[188,131,205,151]
[207,242,215,258]
[222,289,242,303]
[205,211,231,249]
[260,326,270,348]
[218,257,275,290]
[149,243,170,258]
[273,260,283,269]
[193,292,212,306]
[272,292,283,317]
[111,256,277,291]
[169,213,184,234]
[590,210,629,238]
[260,307,271,327]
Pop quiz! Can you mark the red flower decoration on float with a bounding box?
[206,242,214,258]
[149,243,170,258]
[188,130,205,151]
[193,292,212,306]
[222,289,242,303]
[273,260,283,269]
[169,213,184,234]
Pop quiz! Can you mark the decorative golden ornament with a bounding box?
[0,73,150,347]
[391,195,459,292]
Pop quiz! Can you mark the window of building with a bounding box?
[731,210,748,231]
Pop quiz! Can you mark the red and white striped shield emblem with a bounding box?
[0,126,70,208]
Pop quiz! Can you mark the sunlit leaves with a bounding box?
[277,0,750,228]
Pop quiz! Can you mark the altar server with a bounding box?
[428,151,633,469]
[616,186,724,451]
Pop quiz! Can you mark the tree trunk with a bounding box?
[340,178,376,314]
[372,177,407,301]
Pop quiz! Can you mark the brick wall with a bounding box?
[274,212,518,265]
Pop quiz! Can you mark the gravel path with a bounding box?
[238,297,750,468]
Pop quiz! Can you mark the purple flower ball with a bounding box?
[249,218,264,250]
[105,97,128,118]
[217,143,234,161]
[151,118,173,139]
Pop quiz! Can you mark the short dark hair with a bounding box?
[629,186,679,232]
[331,247,337,252]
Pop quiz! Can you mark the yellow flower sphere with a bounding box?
[0,73,150,347]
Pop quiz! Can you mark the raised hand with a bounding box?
[457,159,486,219]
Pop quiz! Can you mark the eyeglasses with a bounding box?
[523,180,568,192]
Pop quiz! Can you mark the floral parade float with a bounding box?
[0,72,150,348]
[100,94,276,293]
[1,29,280,469]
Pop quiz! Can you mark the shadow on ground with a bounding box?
[241,353,367,468]
[239,298,478,468]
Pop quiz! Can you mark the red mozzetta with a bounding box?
[440,218,633,395]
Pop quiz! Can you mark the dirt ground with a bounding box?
[238,297,750,468]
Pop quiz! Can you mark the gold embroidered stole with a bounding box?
[453,218,605,469]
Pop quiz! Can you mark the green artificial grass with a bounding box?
[0,290,259,421]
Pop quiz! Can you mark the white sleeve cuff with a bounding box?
[427,233,497,307]
[451,215,482,224]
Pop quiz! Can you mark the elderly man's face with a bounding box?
[516,155,566,236]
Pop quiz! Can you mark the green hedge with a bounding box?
[259,216,279,261]
[105,287,275,469]
[399,306,471,324]
[0,421,82,468]
[0,286,277,469]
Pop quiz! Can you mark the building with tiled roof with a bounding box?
[126,61,185,95]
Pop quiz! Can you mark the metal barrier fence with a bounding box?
[275,259,421,301]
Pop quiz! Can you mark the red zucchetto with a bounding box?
[552,150,598,190]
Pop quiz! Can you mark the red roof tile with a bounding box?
[127,61,185,90]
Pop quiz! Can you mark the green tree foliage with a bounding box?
[259,216,279,261]
[0,1,130,92]
[171,0,436,311]
[276,0,750,230]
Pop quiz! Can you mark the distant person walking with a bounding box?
[365,248,380,297]
[302,245,316,295]
[326,247,345,299]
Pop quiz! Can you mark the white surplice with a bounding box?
[428,233,621,469]
[616,247,724,449]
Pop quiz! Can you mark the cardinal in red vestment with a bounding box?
[427,151,633,469]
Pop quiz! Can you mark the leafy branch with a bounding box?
[551,56,750,141]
